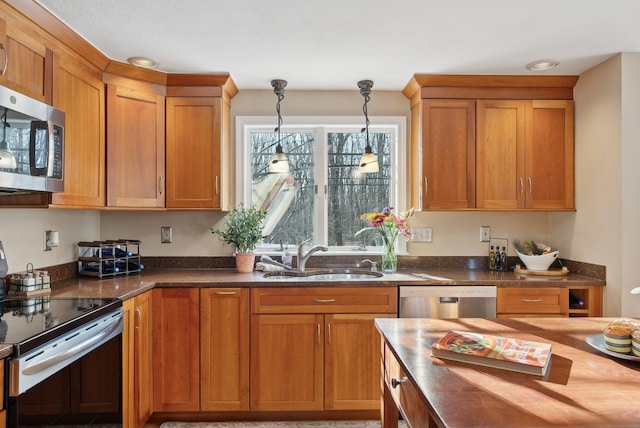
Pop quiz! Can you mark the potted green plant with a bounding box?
[211,203,267,272]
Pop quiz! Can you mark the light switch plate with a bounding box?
[480,226,491,242]
[411,227,433,243]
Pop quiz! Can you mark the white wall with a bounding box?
[551,53,640,317]
[0,208,100,272]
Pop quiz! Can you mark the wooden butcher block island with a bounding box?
[376,317,640,428]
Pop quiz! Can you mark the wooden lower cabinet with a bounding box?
[251,313,324,411]
[0,359,5,428]
[325,313,395,410]
[497,287,568,317]
[122,291,153,428]
[250,287,398,412]
[152,288,200,412]
[200,288,250,411]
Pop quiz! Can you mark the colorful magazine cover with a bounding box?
[431,330,552,375]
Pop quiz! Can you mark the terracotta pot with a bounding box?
[235,253,256,273]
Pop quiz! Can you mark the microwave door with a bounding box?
[29,120,52,176]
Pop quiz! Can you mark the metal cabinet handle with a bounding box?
[314,298,336,303]
[134,307,141,330]
[424,177,428,196]
[391,377,408,388]
[528,177,532,194]
[159,176,164,195]
[317,323,321,346]
[519,177,524,195]
[521,298,543,302]
[327,323,331,345]
[0,44,7,76]
[215,176,219,196]
[215,291,237,295]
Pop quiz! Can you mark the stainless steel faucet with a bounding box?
[297,238,328,272]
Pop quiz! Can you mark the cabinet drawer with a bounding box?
[497,287,568,315]
[251,287,397,314]
[384,344,431,428]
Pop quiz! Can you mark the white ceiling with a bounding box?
[35,0,640,90]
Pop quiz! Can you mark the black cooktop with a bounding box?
[0,294,122,355]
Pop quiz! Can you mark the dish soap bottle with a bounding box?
[282,242,293,268]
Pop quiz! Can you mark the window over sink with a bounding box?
[236,116,407,255]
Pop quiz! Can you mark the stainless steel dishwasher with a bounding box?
[399,285,497,318]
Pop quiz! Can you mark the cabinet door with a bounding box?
[166,97,222,209]
[106,84,165,207]
[0,16,51,102]
[200,288,249,411]
[152,288,199,412]
[134,291,153,426]
[51,52,105,207]
[325,313,394,410]
[476,100,526,209]
[421,99,476,209]
[121,299,135,428]
[525,100,574,209]
[250,314,324,411]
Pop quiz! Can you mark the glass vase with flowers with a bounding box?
[355,206,414,273]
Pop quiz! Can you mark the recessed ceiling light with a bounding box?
[127,57,157,68]
[526,60,559,71]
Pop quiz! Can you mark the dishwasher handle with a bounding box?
[438,297,459,304]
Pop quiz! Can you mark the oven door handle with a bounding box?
[21,315,123,376]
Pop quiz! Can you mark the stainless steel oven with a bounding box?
[2,296,123,427]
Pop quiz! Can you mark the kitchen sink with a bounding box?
[263,268,383,280]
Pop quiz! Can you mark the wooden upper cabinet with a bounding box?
[476,100,526,209]
[0,15,51,102]
[51,52,105,207]
[404,74,577,211]
[165,97,222,209]
[106,81,165,208]
[421,99,475,209]
[525,100,574,209]
[165,74,236,210]
[476,99,574,210]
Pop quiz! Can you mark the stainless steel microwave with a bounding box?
[0,85,65,194]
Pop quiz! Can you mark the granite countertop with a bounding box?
[46,267,605,301]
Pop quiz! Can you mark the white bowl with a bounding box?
[516,251,559,271]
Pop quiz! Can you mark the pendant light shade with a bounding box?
[269,79,289,173]
[358,80,378,173]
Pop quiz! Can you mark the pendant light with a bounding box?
[358,80,378,173]
[268,79,289,173]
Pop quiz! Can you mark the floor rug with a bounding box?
[160,421,402,428]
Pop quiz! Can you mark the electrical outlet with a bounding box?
[480,226,491,242]
[161,226,173,243]
[411,227,433,243]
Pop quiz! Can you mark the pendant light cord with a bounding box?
[358,80,373,153]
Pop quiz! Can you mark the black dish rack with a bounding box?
[77,239,143,278]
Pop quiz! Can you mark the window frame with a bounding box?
[236,115,407,255]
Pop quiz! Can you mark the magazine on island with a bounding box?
[430,330,552,376]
